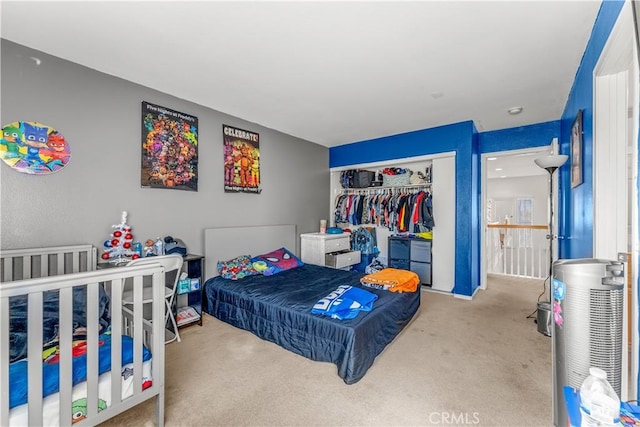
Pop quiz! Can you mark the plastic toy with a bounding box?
[143,239,156,257]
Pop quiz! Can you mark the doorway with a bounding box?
[481,146,552,290]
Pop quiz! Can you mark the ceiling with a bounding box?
[1,1,600,157]
[486,149,550,180]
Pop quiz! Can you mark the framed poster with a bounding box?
[141,102,198,191]
[571,109,583,188]
[223,124,261,193]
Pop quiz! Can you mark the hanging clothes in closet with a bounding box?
[334,189,434,233]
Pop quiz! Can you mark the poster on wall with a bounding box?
[141,101,198,191]
[0,120,71,174]
[223,124,261,193]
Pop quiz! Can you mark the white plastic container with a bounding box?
[154,237,164,256]
[579,367,620,427]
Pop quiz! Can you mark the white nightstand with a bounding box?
[300,232,361,269]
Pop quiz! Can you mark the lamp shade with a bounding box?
[534,155,569,171]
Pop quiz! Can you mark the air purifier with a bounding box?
[552,258,624,426]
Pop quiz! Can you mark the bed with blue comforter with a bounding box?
[203,264,420,384]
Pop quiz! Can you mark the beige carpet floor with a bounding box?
[100,274,552,427]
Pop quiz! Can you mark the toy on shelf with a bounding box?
[101,211,139,265]
[143,239,156,257]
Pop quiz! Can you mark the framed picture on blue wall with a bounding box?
[571,109,583,188]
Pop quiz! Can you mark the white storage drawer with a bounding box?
[325,250,361,269]
[324,237,351,253]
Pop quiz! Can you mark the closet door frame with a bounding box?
[329,151,456,293]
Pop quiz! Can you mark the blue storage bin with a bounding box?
[389,238,410,259]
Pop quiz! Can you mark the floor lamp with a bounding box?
[534,154,568,336]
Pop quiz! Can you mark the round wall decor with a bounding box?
[0,121,71,174]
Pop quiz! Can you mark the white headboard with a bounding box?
[203,224,297,281]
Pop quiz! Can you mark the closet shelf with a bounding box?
[336,183,431,195]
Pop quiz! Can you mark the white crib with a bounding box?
[0,245,165,426]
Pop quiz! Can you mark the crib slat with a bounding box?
[110,278,123,406]
[23,256,32,280]
[27,292,43,426]
[133,275,144,394]
[89,248,98,272]
[86,282,99,419]
[71,251,80,274]
[40,254,49,279]
[58,287,74,426]
[2,258,13,282]
[0,297,9,427]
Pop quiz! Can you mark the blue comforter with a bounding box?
[9,285,111,363]
[203,264,420,384]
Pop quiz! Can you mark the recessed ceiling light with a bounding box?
[488,157,497,161]
[508,106,523,115]
[495,168,503,171]
[500,175,507,178]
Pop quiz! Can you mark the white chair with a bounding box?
[122,254,184,344]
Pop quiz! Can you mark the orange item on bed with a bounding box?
[360,268,420,293]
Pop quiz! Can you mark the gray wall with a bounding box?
[0,39,329,257]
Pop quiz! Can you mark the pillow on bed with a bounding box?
[251,247,304,275]
[217,255,261,280]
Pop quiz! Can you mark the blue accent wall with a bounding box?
[329,121,473,167]
[478,121,560,153]
[558,0,624,259]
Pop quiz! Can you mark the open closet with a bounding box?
[329,153,455,293]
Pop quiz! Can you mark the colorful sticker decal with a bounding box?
[553,278,565,301]
[0,121,71,174]
[552,278,565,327]
[553,300,563,327]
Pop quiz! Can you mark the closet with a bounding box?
[329,154,455,293]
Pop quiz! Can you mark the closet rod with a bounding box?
[337,183,431,195]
